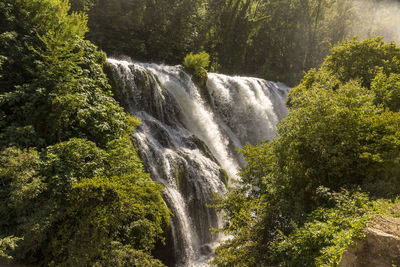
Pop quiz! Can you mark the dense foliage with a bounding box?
[69,0,365,86]
[0,0,169,265]
[212,37,400,266]
[267,190,398,266]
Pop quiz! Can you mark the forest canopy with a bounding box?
[71,0,400,86]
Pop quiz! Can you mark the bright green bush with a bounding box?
[96,242,165,267]
[0,138,168,266]
[183,51,210,82]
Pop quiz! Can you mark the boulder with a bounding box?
[339,216,400,267]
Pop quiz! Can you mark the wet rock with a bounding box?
[200,244,213,256]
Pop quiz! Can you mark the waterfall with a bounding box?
[107,59,289,266]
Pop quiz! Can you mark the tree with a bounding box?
[75,0,355,86]
[45,176,168,266]
[371,71,400,112]
[85,0,203,64]
[0,0,135,149]
[201,0,266,73]
[289,37,400,99]
[69,0,97,12]
[212,37,400,266]
[242,0,353,85]
[0,1,169,265]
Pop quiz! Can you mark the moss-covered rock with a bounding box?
[219,168,229,186]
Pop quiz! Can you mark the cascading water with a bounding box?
[107,59,290,266]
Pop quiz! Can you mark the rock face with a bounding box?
[339,216,400,267]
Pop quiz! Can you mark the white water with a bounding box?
[207,73,289,145]
[142,64,240,179]
[107,58,289,266]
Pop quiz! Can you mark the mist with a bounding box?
[351,0,400,43]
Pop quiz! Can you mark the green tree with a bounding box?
[0,147,43,235]
[212,38,400,266]
[289,37,400,101]
[0,0,134,149]
[85,0,203,64]
[242,0,353,85]
[76,0,356,86]
[371,71,400,112]
[0,0,169,265]
[0,236,22,264]
[69,0,97,12]
[201,0,266,73]
[45,176,168,266]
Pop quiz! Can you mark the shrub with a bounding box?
[183,51,210,82]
